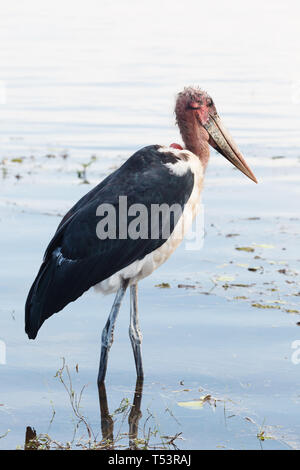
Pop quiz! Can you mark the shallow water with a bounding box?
[1,0,300,450]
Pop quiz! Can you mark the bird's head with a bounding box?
[175,87,257,183]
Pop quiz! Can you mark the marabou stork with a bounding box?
[25,87,257,383]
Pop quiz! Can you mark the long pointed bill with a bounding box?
[203,114,258,183]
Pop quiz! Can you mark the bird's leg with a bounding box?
[129,283,144,379]
[98,279,129,384]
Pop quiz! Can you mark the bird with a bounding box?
[25,86,257,384]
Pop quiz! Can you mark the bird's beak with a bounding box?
[204,114,257,183]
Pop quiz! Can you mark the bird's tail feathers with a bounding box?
[25,259,57,339]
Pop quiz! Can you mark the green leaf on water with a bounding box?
[177,395,215,409]
[236,247,255,253]
[252,303,281,310]
[155,283,171,288]
[177,284,196,289]
[177,400,204,409]
[257,430,273,441]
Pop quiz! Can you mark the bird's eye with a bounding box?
[188,101,201,109]
[207,98,213,107]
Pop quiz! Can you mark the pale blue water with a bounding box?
[0,0,300,450]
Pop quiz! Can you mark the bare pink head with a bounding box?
[175,86,257,183]
[175,86,217,128]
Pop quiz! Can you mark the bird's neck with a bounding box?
[180,116,210,169]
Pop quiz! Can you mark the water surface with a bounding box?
[0,0,300,450]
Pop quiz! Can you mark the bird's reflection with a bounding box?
[128,378,143,449]
[98,377,144,449]
[97,381,114,444]
[25,377,144,449]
